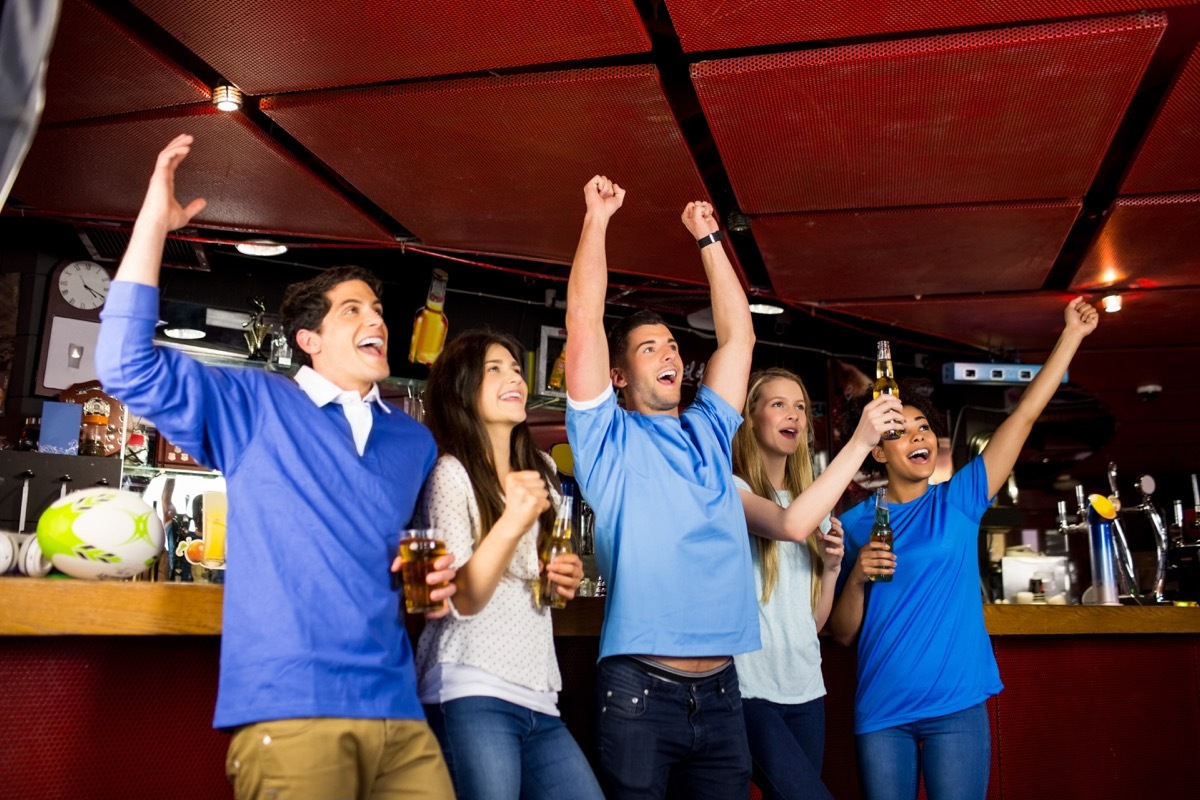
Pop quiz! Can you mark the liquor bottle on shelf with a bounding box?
[868,488,894,583]
[873,341,901,440]
[534,494,573,610]
[409,268,449,366]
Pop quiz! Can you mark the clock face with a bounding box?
[58,260,111,311]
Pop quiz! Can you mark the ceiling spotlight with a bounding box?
[212,85,243,112]
[235,239,288,257]
[748,302,785,315]
[1101,294,1122,313]
[164,326,206,340]
[727,210,751,233]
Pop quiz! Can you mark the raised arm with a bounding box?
[739,393,904,543]
[682,202,755,411]
[981,297,1098,498]
[114,134,207,288]
[565,176,625,402]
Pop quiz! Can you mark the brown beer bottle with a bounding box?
[868,488,894,583]
[536,495,573,610]
[873,341,901,440]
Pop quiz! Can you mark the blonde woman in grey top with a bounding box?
[732,368,902,800]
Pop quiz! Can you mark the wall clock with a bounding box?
[38,259,114,396]
[57,260,111,311]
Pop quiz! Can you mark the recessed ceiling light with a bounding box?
[748,303,785,315]
[235,239,288,257]
[164,327,206,340]
[1101,294,1122,313]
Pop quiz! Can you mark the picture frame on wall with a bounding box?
[536,325,567,400]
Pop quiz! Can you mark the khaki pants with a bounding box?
[226,717,455,800]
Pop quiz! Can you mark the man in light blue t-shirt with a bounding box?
[563,175,760,799]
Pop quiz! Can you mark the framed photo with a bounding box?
[535,325,567,399]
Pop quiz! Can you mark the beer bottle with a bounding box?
[873,340,901,440]
[547,346,567,392]
[409,269,449,366]
[536,495,573,610]
[868,488,894,583]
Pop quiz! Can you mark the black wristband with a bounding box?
[696,230,725,250]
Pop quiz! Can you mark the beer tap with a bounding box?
[1129,474,1169,604]
[1106,462,1142,601]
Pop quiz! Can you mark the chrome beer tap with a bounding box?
[1106,462,1142,601]
[1129,474,1169,604]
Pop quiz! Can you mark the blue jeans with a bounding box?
[425,696,604,800]
[595,656,752,800]
[855,702,991,800]
[742,696,832,800]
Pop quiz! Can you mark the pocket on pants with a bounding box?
[598,660,653,719]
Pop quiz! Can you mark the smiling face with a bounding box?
[296,279,388,396]
[611,323,681,414]
[475,342,528,432]
[872,404,938,485]
[750,377,809,460]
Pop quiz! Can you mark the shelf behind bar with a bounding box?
[2,580,1198,636]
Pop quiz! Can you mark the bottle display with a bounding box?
[547,346,567,392]
[868,487,894,583]
[535,494,573,610]
[409,268,449,366]
[872,341,902,440]
[78,398,110,457]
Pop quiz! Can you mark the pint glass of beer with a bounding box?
[398,530,448,614]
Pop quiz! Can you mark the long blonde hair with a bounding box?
[732,368,822,610]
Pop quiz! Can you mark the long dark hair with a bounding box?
[424,330,559,541]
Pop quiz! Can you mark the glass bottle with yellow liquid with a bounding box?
[534,494,573,610]
[868,488,894,583]
[873,340,901,440]
[409,269,449,366]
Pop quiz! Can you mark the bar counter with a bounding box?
[2,577,1199,636]
[4,578,1199,799]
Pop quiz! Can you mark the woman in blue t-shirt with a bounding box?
[830,298,1098,800]
[731,368,903,800]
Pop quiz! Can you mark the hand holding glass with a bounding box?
[398,530,449,614]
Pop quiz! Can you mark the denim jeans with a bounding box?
[855,701,991,800]
[425,696,604,800]
[595,656,752,800]
[742,696,833,800]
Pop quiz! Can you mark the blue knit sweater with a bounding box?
[97,281,436,729]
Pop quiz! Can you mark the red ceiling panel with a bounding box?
[756,201,1080,303]
[691,14,1165,214]
[130,0,650,96]
[822,287,1200,352]
[41,0,209,124]
[1121,43,1200,194]
[261,66,720,284]
[11,106,393,243]
[1073,194,1200,290]
[667,0,1188,52]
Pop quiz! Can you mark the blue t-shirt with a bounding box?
[837,456,1003,734]
[566,384,760,660]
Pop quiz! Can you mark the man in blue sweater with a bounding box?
[96,135,456,799]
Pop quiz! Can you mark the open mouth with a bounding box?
[779,427,797,440]
[908,448,931,464]
[357,336,385,357]
[499,391,523,402]
[657,368,678,386]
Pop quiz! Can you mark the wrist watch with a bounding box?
[696,231,725,250]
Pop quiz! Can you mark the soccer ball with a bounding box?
[37,489,164,580]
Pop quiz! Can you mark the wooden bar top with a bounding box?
[1,578,1198,636]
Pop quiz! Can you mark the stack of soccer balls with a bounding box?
[37,489,164,580]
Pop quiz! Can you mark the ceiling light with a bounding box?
[727,210,751,233]
[1101,294,1122,313]
[212,85,243,112]
[235,239,287,257]
[748,302,785,315]
[164,327,206,340]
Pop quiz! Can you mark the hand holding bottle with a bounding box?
[542,552,585,601]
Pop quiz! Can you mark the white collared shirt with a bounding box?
[294,365,391,456]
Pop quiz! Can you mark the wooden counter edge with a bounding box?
[3,582,1198,636]
[0,577,222,635]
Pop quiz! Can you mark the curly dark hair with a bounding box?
[607,309,670,370]
[280,266,383,368]
[840,377,947,478]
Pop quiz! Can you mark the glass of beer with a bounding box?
[398,529,448,614]
[201,491,227,570]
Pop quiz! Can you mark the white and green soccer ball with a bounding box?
[37,489,164,580]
